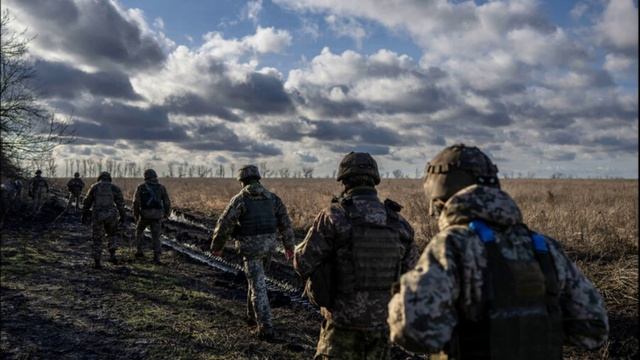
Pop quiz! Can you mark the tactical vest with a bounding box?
[94,182,115,211]
[334,196,405,294]
[32,177,47,192]
[450,220,563,360]
[237,196,277,236]
[140,183,164,210]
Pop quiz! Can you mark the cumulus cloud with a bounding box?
[596,0,639,54]
[4,0,171,72]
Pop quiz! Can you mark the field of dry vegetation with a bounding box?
[54,177,638,356]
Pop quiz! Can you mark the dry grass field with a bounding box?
[53,177,638,357]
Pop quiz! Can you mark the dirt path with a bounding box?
[1,213,321,359]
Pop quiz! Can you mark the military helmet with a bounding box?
[237,165,261,182]
[144,169,158,180]
[35,169,42,175]
[423,144,499,216]
[97,171,112,182]
[336,152,381,185]
[74,172,80,178]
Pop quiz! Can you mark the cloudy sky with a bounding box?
[3,0,638,178]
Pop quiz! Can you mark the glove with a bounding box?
[285,249,294,261]
[211,249,223,257]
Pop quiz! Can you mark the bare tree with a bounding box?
[278,168,290,178]
[229,163,236,177]
[1,11,73,168]
[392,169,404,179]
[302,167,314,178]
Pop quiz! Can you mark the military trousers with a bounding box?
[32,190,46,214]
[92,215,119,261]
[135,218,162,258]
[243,255,272,329]
[68,192,82,211]
[315,319,391,360]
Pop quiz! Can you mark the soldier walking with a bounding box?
[387,144,609,359]
[133,169,171,264]
[210,165,295,340]
[29,169,49,214]
[294,152,418,360]
[66,172,85,213]
[82,171,126,269]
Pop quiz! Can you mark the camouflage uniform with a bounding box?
[387,184,609,356]
[83,176,125,267]
[133,174,171,262]
[295,187,418,360]
[66,176,85,212]
[29,173,49,214]
[210,182,295,332]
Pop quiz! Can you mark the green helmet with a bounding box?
[423,144,499,216]
[97,171,112,182]
[144,169,158,180]
[237,165,261,182]
[336,152,381,185]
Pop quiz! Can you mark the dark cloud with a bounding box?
[261,117,410,146]
[8,0,167,71]
[328,143,390,155]
[163,93,241,122]
[180,123,282,157]
[222,72,294,114]
[33,61,140,100]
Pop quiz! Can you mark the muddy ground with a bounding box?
[1,193,637,359]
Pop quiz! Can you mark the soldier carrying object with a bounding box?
[66,172,85,213]
[82,171,126,269]
[132,169,171,265]
[29,169,49,214]
[294,152,418,360]
[387,144,609,359]
[210,165,295,341]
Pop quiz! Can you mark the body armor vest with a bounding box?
[238,196,277,236]
[335,197,405,294]
[94,182,115,211]
[140,183,164,210]
[68,179,84,192]
[450,220,563,360]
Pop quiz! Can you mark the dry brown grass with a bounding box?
[53,177,638,357]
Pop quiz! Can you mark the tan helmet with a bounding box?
[237,165,261,182]
[423,144,499,216]
[336,152,381,185]
[144,169,158,180]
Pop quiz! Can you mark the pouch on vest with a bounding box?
[337,197,405,294]
[304,260,335,309]
[453,220,563,360]
[238,196,277,236]
[93,182,117,221]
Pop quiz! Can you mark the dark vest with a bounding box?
[335,195,405,294]
[450,220,563,360]
[237,196,277,236]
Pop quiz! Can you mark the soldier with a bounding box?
[82,171,126,269]
[29,169,49,214]
[210,165,295,340]
[66,172,85,213]
[387,144,609,359]
[132,169,171,264]
[294,152,418,360]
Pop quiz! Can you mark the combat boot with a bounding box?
[256,326,277,342]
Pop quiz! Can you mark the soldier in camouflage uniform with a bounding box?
[294,152,418,360]
[387,144,609,359]
[133,169,171,264]
[82,172,126,269]
[66,172,85,213]
[210,165,295,340]
[29,170,49,214]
